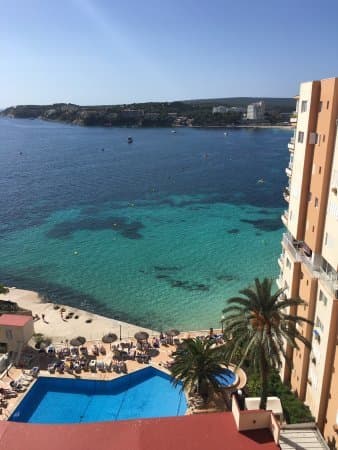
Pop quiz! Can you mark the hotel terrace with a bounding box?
[278,77,338,447]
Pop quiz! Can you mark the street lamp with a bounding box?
[221,314,225,333]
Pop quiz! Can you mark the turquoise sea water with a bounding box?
[0,118,290,330]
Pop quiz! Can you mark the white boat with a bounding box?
[128,136,133,143]
[224,132,228,136]
[171,130,176,134]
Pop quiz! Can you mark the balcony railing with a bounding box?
[282,232,338,298]
[278,255,284,268]
[281,210,288,227]
[283,191,290,203]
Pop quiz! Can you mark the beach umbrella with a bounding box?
[70,338,82,347]
[134,331,149,341]
[166,329,180,337]
[102,333,118,344]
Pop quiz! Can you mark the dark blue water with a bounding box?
[0,118,290,329]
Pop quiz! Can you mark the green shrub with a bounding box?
[0,284,9,294]
[246,370,314,424]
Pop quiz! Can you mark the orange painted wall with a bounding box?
[291,264,317,400]
[305,78,338,253]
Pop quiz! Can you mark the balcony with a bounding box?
[276,276,283,289]
[283,187,290,203]
[285,167,292,177]
[278,255,284,269]
[281,210,288,227]
[288,141,295,152]
[290,116,298,125]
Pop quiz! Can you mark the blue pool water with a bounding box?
[9,367,187,424]
[214,368,237,387]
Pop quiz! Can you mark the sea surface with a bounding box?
[0,118,290,331]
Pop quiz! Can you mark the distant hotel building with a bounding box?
[277,77,338,444]
[212,105,245,114]
[247,101,265,120]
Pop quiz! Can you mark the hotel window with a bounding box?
[315,197,319,207]
[322,134,325,143]
[298,131,304,143]
[316,316,324,332]
[315,134,321,145]
[319,101,323,112]
[301,100,307,113]
[5,329,13,340]
[327,101,330,109]
[319,290,328,306]
[308,192,312,202]
[319,166,322,174]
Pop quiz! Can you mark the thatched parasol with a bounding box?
[134,331,149,341]
[102,333,118,344]
[69,336,86,346]
[166,329,180,337]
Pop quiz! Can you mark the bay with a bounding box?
[0,118,290,330]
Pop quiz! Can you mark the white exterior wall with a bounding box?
[322,127,338,271]
[288,82,315,238]
[0,318,34,354]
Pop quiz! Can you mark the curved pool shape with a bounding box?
[213,368,238,388]
[9,367,187,424]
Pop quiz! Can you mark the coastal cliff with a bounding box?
[1,98,295,127]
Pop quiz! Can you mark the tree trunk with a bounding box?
[259,354,269,410]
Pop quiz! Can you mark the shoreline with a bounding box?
[0,288,159,342]
[0,116,292,130]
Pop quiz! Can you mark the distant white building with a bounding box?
[212,105,228,114]
[213,105,245,114]
[247,101,265,120]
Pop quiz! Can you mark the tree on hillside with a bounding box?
[0,284,9,294]
[170,337,225,403]
[222,277,312,410]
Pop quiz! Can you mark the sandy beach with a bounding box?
[0,288,158,343]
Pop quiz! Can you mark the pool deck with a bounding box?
[1,339,246,421]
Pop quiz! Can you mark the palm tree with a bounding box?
[222,277,312,410]
[170,337,225,402]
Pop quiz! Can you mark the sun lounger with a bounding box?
[29,367,39,377]
[96,360,105,371]
[47,364,56,374]
[89,360,96,372]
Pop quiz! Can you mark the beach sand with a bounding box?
[0,288,158,342]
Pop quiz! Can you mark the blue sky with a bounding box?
[1,0,338,106]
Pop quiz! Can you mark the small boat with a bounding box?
[128,137,133,143]
[224,132,228,136]
[171,130,176,134]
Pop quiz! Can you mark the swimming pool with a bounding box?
[213,368,238,388]
[9,367,187,424]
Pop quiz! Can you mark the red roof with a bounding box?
[0,314,32,327]
[0,412,278,450]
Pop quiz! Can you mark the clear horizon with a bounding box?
[1,0,338,107]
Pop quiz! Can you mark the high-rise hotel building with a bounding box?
[277,77,338,445]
